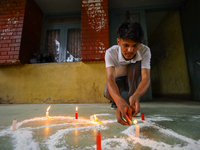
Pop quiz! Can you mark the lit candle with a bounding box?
[96,130,101,150]
[46,105,51,118]
[133,119,140,138]
[75,107,78,119]
[141,113,145,120]
[94,115,98,122]
[12,119,17,131]
[94,115,102,123]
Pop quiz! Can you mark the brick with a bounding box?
[86,54,102,59]
[81,38,87,42]
[11,47,14,51]
[81,46,87,50]
[9,43,20,47]
[17,20,23,24]
[17,32,22,35]
[13,13,24,17]
[81,55,87,60]
[0,40,11,44]
[10,55,13,59]
[15,47,20,50]
[2,24,13,28]
[2,44,8,47]
[12,39,15,43]
[8,51,19,55]
[21,2,26,6]
[5,14,13,18]
[0,18,5,22]
[11,28,22,32]
[2,36,10,40]
[81,51,94,55]
[0,60,6,63]
[7,59,18,63]
[0,47,10,51]
[0,22,5,25]
[87,46,93,50]
[18,24,23,27]
[14,55,19,59]
[14,6,25,10]
[0,55,9,60]
[10,35,21,39]
[20,10,25,13]
[1,52,7,55]
[16,39,21,43]
[5,11,11,14]
[19,17,24,20]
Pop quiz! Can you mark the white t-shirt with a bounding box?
[105,44,151,77]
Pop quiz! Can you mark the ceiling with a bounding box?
[34,0,185,40]
[34,0,185,14]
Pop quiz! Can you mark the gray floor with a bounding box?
[0,99,200,150]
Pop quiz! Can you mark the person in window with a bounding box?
[103,20,151,126]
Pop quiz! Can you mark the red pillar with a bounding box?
[81,0,109,61]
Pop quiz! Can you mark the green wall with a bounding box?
[150,11,190,97]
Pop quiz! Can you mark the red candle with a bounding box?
[75,107,78,119]
[96,130,101,150]
[141,113,145,120]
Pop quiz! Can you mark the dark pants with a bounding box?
[103,61,141,102]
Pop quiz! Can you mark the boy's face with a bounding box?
[117,38,141,60]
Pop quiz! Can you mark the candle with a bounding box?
[96,130,101,150]
[75,107,78,119]
[46,105,51,118]
[141,113,145,120]
[94,115,98,122]
[12,119,17,131]
[94,115,102,123]
[133,119,140,138]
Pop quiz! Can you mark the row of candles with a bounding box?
[12,105,145,150]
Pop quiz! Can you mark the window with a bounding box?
[67,29,81,62]
[45,29,60,62]
[40,14,81,63]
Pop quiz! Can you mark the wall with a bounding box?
[0,62,108,104]
[81,0,109,61]
[0,0,43,65]
[20,0,43,64]
[150,11,191,98]
[180,0,200,101]
[0,0,26,65]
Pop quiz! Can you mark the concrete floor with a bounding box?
[0,99,200,150]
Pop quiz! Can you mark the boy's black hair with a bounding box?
[117,20,144,43]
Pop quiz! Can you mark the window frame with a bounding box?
[41,23,81,63]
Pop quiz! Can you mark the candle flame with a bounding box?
[47,105,51,112]
[76,107,78,111]
[94,115,102,123]
[133,119,138,124]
